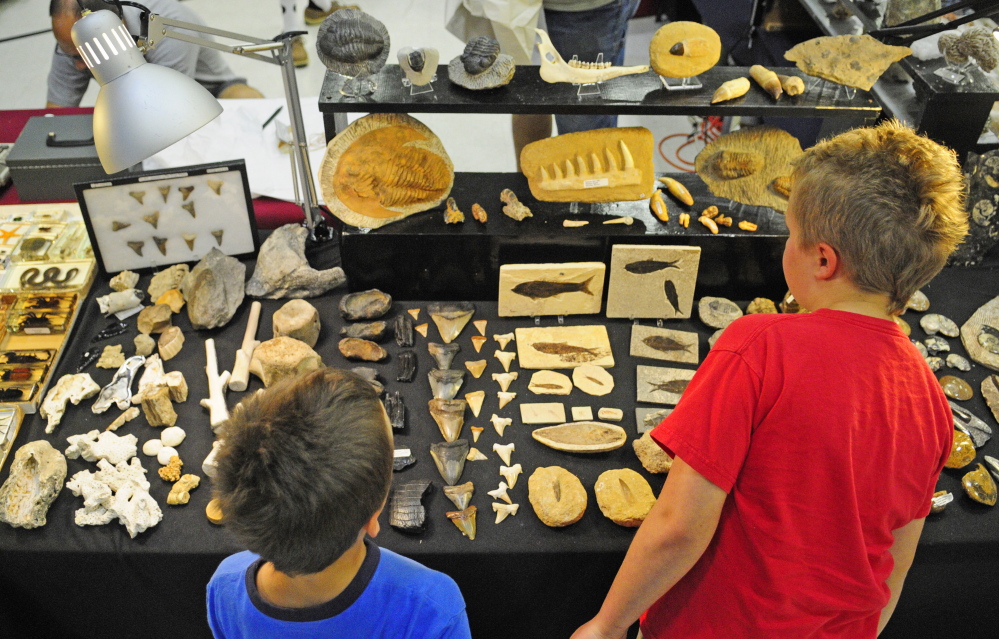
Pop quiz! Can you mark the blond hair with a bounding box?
[789,120,968,314]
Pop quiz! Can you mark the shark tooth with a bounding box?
[500,463,523,489]
[127,241,144,256]
[207,180,223,195]
[429,398,467,441]
[182,233,197,250]
[443,481,474,510]
[430,439,469,485]
[465,390,486,417]
[179,185,195,201]
[488,481,513,504]
[182,202,196,218]
[492,372,519,392]
[473,319,488,336]
[158,186,170,202]
[446,506,477,540]
[129,190,145,204]
[951,401,992,448]
[497,391,517,409]
[494,333,514,349]
[415,323,429,337]
[490,413,512,437]
[493,442,515,465]
[470,426,484,442]
[471,335,487,352]
[429,369,464,400]
[211,229,223,246]
[112,221,131,231]
[143,211,159,229]
[494,350,517,372]
[408,308,421,320]
[429,342,461,370]
[428,302,475,344]
[493,502,520,524]
[467,447,488,461]
[152,236,168,256]
[465,359,487,378]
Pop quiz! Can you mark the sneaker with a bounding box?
[292,36,309,68]
[304,2,359,26]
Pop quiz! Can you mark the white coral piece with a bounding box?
[95,457,150,492]
[40,374,101,434]
[65,430,138,465]
[111,481,163,538]
[65,459,160,537]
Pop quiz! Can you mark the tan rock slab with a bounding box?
[520,402,566,424]
[249,336,324,387]
[572,363,615,396]
[273,299,321,347]
[630,325,699,364]
[515,325,614,369]
[137,304,173,335]
[633,432,673,474]
[532,421,627,453]
[156,289,185,313]
[960,297,999,372]
[498,262,605,317]
[983,375,999,423]
[636,365,696,405]
[527,370,573,395]
[606,244,701,319]
[571,406,593,421]
[528,466,587,527]
[597,407,624,422]
[594,468,656,527]
[784,34,911,91]
[649,21,721,78]
[0,440,67,529]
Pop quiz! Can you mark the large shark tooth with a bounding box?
[446,506,477,540]
[497,391,516,409]
[389,479,432,533]
[182,202,196,218]
[464,390,485,417]
[500,463,523,489]
[127,241,144,256]
[429,369,465,400]
[207,179,223,195]
[470,426,484,442]
[492,372,519,392]
[493,333,514,349]
[951,401,992,448]
[471,335,487,352]
[493,502,520,524]
[428,302,475,344]
[490,413,512,437]
[443,481,474,510]
[428,342,461,369]
[488,481,512,504]
[493,442,515,465]
[430,439,469,485]
[158,186,170,202]
[429,398,467,441]
[465,359,487,378]
[152,236,168,256]
[494,350,517,372]
[467,447,488,461]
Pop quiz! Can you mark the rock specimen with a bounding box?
[962,463,997,506]
[97,289,144,316]
[520,127,655,203]
[167,474,200,506]
[158,326,185,361]
[389,479,432,533]
[649,21,721,78]
[983,375,999,423]
[951,151,999,266]
[341,321,387,342]
[946,430,976,469]
[633,432,673,473]
[110,270,139,292]
[319,113,454,229]
[273,299,321,347]
[137,304,172,334]
[528,370,573,395]
[448,36,516,89]
[340,289,393,321]
[938,26,999,71]
[747,297,778,314]
[528,466,587,527]
[951,401,992,448]
[158,455,183,482]
[134,333,155,357]
[157,289,185,313]
[960,297,999,371]
[532,421,627,453]
[520,402,567,424]
[65,457,162,537]
[572,364,615,396]
[0,441,67,529]
[97,344,125,369]
[107,406,140,432]
[940,375,973,401]
[164,371,189,403]
[92,356,145,414]
[338,337,388,362]
[699,296,743,329]
[315,8,390,77]
[500,188,532,221]
[65,430,138,465]
[249,337,324,387]
[245,224,346,298]
[180,248,245,330]
[40,373,101,433]
[594,469,656,527]
[147,265,189,300]
[142,386,177,427]
[784,34,911,91]
[568,405,590,421]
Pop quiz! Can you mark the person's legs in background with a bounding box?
[304,1,360,26]
[280,0,309,67]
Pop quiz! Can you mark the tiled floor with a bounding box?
[0,0,696,174]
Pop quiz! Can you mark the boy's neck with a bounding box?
[256,537,367,609]
[808,283,894,322]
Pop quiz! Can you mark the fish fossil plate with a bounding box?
[635,407,673,434]
[636,365,697,405]
[532,421,627,453]
[606,244,701,319]
[514,325,614,369]
[498,262,606,317]
[960,296,999,372]
[629,325,699,364]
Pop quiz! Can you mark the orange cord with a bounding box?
[658,116,723,172]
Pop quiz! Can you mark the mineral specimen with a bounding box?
[340,289,393,321]
[945,429,976,469]
[528,466,587,527]
[246,225,346,298]
[107,406,140,432]
[109,270,139,292]
[249,337,324,387]
[746,297,778,314]
[338,337,388,362]
[179,248,245,330]
[96,344,125,369]
[273,299,321,347]
[594,468,656,527]
[92,356,145,414]
[156,289,185,313]
[633,431,673,474]
[40,373,101,433]
[136,304,172,335]
[0,440,67,529]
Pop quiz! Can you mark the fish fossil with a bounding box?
[430,439,469,485]
[648,379,690,395]
[530,341,604,364]
[512,276,596,300]
[624,259,679,274]
[664,280,681,314]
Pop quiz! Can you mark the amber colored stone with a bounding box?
[940,375,973,401]
[962,464,997,506]
[945,430,976,469]
[338,338,388,362]
[893,316,911,336]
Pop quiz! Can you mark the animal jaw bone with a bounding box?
[493,502,520,523]
[537,141,642,192]
[499,463,523,489]
[488,481,513,504]
[536,29,648,84]
[493,442,515,465]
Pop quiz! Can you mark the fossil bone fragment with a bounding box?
[500,188,532,221]
[532,421,627,453]
[430,439,469,485]
[488,481,513,504]
[493,502,520,524]
[443,481,474,510]
[396,350,417,383]
[497,392,517,409]
[273,299,321,347]
[529,466,587,527]
[429,342,461,370]
[536,29,648,84]
[470,426,484,442]
[465,359,487,378]
[429,398,466,441]
[228,301,262,392]
[93,356,145,414]
[711,76,750,103]
[250,337,323,388]
[492,371,519,392]
[649,21,721,78]
[494,350,517,372]
[464,390,485,417]
[429,369,465,400]
[494,333,515,349]
[500,463,523,489]
[97,344,125,369]
[749,64,782,100]
[467,447,488,461]
[0,441,67,529]
[107,406,140,432]
[40,373,101,433]
[490,413,512,437]
[167,474,200,506]
[158,326,185,361]
[201,339,231,431]
[493,442,515,465]
[429,302,475,344]
[603,216,634,225]
[595,468,656,526]
[447,506,477,540]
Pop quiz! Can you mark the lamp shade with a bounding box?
[72,10,223,174]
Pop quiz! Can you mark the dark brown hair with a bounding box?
[214,368,392,576]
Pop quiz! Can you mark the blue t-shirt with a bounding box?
[207,540,470,639]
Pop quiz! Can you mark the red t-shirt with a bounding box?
[645,309,953,639]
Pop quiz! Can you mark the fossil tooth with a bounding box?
[494,350,517,372]
[488,481,513,504]
[493,442,515,465]
[491,413,512,437]
[473,319,488,336]
[151,237,168,256]
[389,479,432,533]
[129,191,145,204]
[465,359,487,378]
[429,342,461,370]
[179,186,195,201]
[497,391,517,409]
[143,211,160,229]
[182,202,196,218]
[951,401,992,448]
[207,180,223,195]
[493,502,520,524]
[408,308,421,320]
[430,439,468,485]
[182,233,197,250]
[158,186,170,202]
[603,216,634,225]
[465,390,486,417]
[127,241,144,256]
[384,391,405,430]
[429,369,465,400]
[962,463,997,506]
[428,302,475,344]
[446,506,477,540]
[443,481,474,510]
[470,426,484,442]
[471,335,487,352]
[415,323,429,337]
[604,146,618,172]
[112,221,131,231]
[429,398,467,441]
[396,350,417,383]
[467,447,488,461]
[395,314,414,347]
[492,372,519,392]
[500,463,523,489]
[211,230,223,246]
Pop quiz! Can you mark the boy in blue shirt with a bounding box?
[207,368,471,639]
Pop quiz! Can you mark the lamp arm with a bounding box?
[145,15,281,65]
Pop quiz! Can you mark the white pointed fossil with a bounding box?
[492,371,519,392]
[465,390,486,417]
[497,391,517,409]
[473,320,488,336]
[564,159,575,177]
[494,350,517,372]
[500,463,523,489]
[470,426,484,442]
[493,442,515,465]
[493,333,515,349]
[490,413,512,437]
[493,502,520,524]
[536,28,648,84]
[466,447,488,461]
[488,481,513,504]
[604,147,618,171]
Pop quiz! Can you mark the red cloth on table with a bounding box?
[644,309,952,639]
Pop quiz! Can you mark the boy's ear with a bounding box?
[363,506,383,538]
[814,242,841,281]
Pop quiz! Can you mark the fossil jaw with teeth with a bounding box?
[536,28,648,84]
[537,140,642,192]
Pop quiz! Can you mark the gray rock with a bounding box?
[0,441,67,529]
[246,225,346,299]
[180,248,246,330]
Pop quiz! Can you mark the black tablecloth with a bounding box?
[2,241,998,639]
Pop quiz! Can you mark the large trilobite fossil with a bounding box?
[316,8,390,77]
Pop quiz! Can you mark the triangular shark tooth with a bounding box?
[464,390,486,417]
[470,426,484,442]
[471,335,487,352]
[465,359,487,378]
[499,463,523,489]
[207,179,223,195]
[182,202,196,218]
[142,211,160,229]
[494,350,517,372]
[493,442,515,465]
[129,190,145,204]
[408,308,421,320]
[488,481,512,504]
[415,323,429,337]
[493,333,515,350]
[473,320,488,336]
[179,185,195,201]
[429,398,467,441]
[490,413,512,437]
[429,369,464,400]
[127,241,144,256]
[497,391,516,409]
[430,439,468,485]
[429,342,461,370]
[446,506,477,540]
[112,221,130,231]
[493,502,520,524]
[492,372,519,392]
[211,229,224,246]
[158,186,170,202]
[443,481,474,510]
[428,302,475,344]
[466,447,488,461]
[152,236,167,256]
[182,233,197,250]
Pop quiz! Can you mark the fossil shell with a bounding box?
[907,290,930,311]
[924,336,949,353]
[319,113,454,229]
[316,8,390,77]
[340,288,392,321]
[947,353,972,372]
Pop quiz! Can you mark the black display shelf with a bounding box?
[318,64,880,140]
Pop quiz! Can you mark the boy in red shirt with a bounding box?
[572,121,968,639]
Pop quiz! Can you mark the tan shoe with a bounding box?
[292,36,309,68]
[304,2,359,26]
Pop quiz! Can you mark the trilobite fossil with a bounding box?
[461,36,500,75]
[316,8,390,77]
